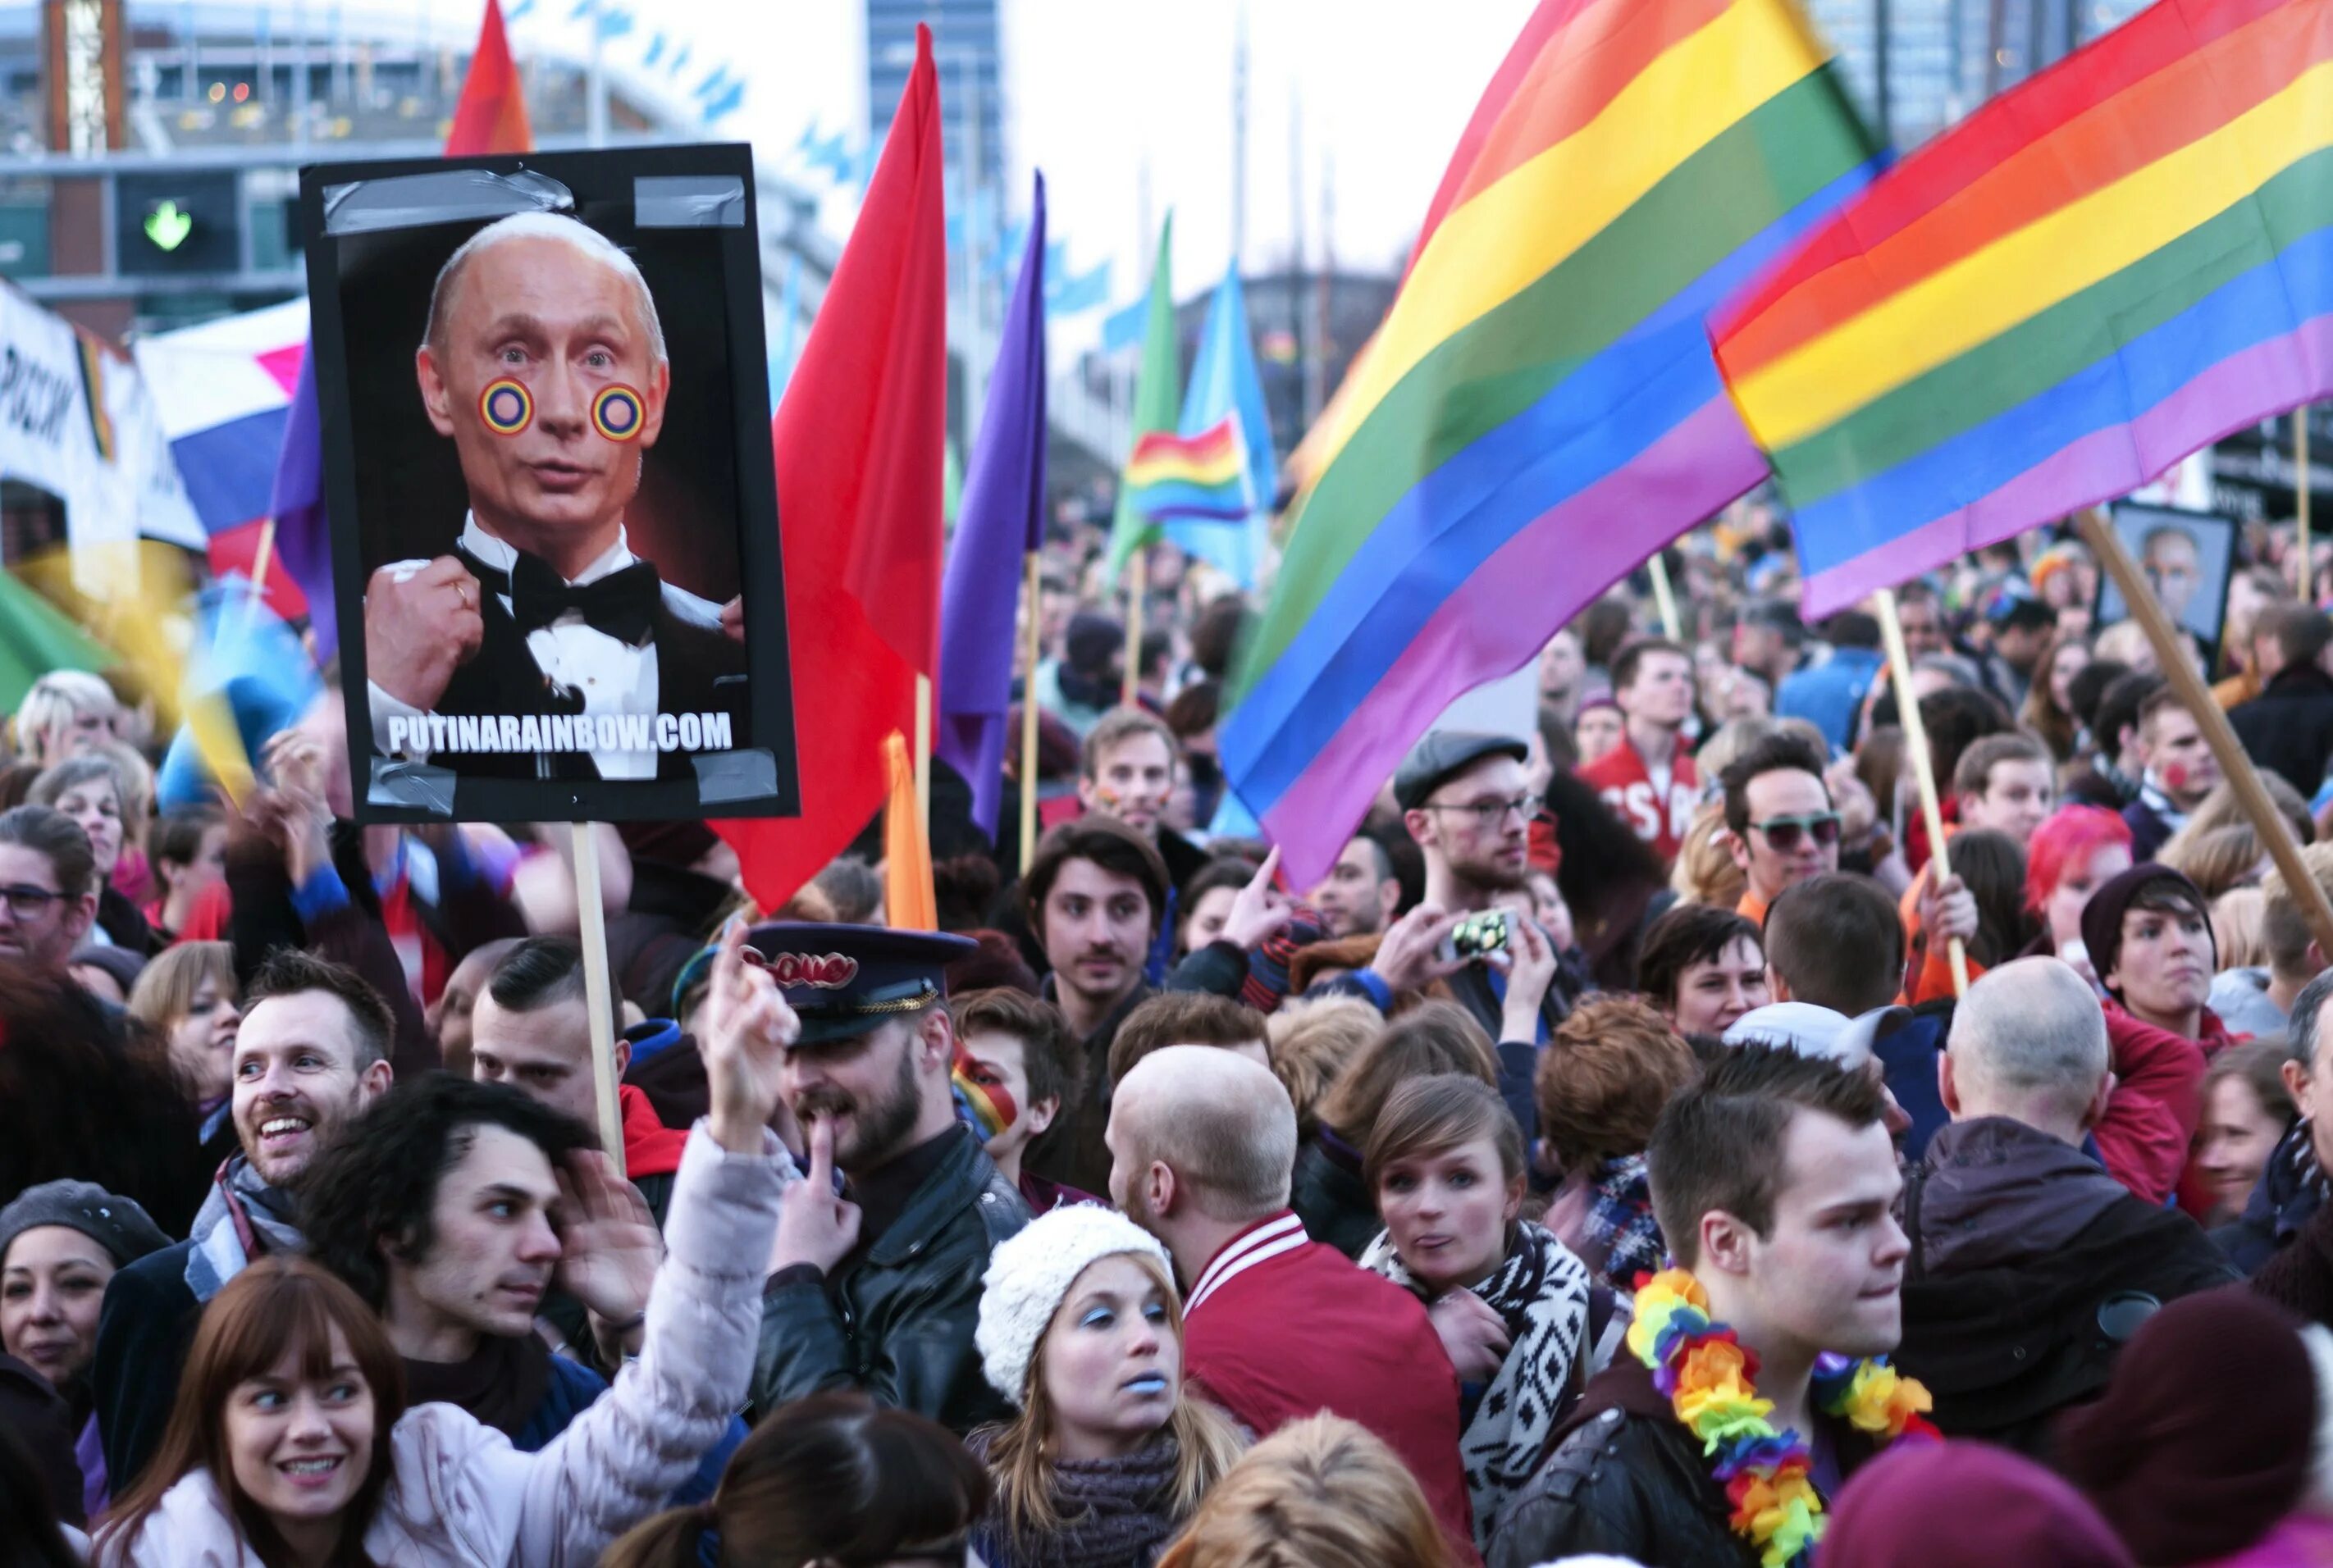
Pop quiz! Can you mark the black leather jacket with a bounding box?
[1491,1358,1878,1568]
[751,1128,1028,1434]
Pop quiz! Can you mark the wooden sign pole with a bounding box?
[568,821,627,1176]
[1874,589,1968,998]
[2075,507,2333,961]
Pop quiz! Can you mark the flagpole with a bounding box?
[1020,549,1043,874]
[1874,588,1968,998]
[914,673,932,836]
[1121,545,1146,709]
[1646,551,1682,640]
[2075,507,2333,960]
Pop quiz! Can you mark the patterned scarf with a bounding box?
[1361,1219,1591,1547]
[183,1157,303,1303]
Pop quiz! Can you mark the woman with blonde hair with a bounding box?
[1669,800,1747,909]
[126,941,242,1165]
[1154,1414,1453,1568]
[13,672,121,768]
[1263,996,1380,1137]
[2162,823,2273,900]
[966,1205,1244,1567]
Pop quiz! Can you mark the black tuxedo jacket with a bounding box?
[427,578,749,782]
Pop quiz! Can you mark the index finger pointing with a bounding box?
[1249,846,1282,892]
[806,1114,835,1189]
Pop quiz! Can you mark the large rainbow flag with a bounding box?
[1717,0,2333,616]
[1125,416,1250,521]
[1217,0,1879,883]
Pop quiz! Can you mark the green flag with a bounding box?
[1107,213,1178,578]
[0,569,115,715]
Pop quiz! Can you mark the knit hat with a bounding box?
[2056,1288,2317,1566]
[976,1204,1174,1403]
[1825,1441,2134,1567]
[0,1179,172,1269]
[69,945,147,999]
[2079,862,2212,997]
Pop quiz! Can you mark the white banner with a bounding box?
[0,280,206,595]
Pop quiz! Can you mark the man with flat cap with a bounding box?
[1317,731,1576,1136]
[748,923,1029,1434]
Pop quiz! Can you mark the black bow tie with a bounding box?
[461,547,662,646]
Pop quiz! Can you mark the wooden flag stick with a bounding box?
[1646,550,1682,641]
[1875,588,1969,999]
[2076,507,2333,961]
[568,821,627,1175]
[244,518,276,630]
[1020,549,1043,875]
[914,673,933,834]
[2301,407,2314,604]
[1121,545,1147,709]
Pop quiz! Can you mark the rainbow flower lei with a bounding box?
[1627,1268,1938,1568]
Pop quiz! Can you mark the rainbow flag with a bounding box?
[1716,0,2333,616]
[1217,0,1879,883]
[1125,415,1249,521]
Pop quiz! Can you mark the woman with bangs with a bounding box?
[2022,805,2136,990]
[1358,1075,1597,1551]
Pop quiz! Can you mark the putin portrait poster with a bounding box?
[299,144,797,824]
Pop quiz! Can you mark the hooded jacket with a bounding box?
[98,1124,788,1567]
[1893,1117,2238,1455]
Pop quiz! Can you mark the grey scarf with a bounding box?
[183,1157,302,1303]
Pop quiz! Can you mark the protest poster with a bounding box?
[2093,501,2239,663]
[298,143,796,824]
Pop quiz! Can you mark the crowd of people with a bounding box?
[11,508,2333,1566]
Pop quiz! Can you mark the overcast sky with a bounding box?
[484,0,1541,346]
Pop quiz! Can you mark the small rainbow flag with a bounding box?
[1125,415,1249,521]
[1716,0,2333,615]
[1217,0,1879,884]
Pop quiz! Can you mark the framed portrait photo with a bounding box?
[300,143,797,824]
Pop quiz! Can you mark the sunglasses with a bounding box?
[1748,813,1842,853]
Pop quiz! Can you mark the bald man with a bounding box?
[366,212,746,783]
[1106,1048,1478,1558]
[1893,959,2235,1454]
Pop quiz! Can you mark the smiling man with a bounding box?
[93,950,395,1490]
[365,212,746,782]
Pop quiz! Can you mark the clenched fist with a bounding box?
[366,556,486,712]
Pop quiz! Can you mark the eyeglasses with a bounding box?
[1747,813,1842,853]
[0,884,63,916]
[1421,794,1543,827]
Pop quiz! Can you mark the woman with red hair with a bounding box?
[2024,805,2136,991]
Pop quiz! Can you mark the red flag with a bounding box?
[714,27,946,911]
[445,0,533,157]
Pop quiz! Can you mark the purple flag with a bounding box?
[937,173,1048,836]
[267,348,339,663]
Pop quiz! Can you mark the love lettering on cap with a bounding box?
[762,952,859,989]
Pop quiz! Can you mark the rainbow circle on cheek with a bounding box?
[591,384,644,442]
[479,378,533,435]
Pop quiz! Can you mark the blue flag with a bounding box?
[1166,265,1274,586]
[936,173,1048,836]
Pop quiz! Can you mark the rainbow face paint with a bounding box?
[479,377,533,435]
[591,383,644,442]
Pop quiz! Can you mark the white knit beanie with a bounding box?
[976,1203,1174,1404]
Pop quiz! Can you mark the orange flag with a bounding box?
[445,0,532,157]
[883,732,937,930]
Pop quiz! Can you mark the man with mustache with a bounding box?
[750,923,1029,1433]
[365,211,746,782]
[91,949,396,1489]
[300,1074,743,1502]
